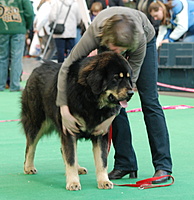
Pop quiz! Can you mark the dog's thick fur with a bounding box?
[21,51,133,190]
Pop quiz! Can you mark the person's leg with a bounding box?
[9,34,25,91]
[55,38,65,63]
[136,37,172,177]
[65,38,75,58]
[0,34,10,91]
[108,108,138,179]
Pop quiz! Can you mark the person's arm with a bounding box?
[156,25,168,48]
[56,23,100,106]
[127,38,147,85]
[23,0,34,30]
[56,21,100,134]
[169,0,188,41]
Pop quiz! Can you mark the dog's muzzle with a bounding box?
[108,90,134,108]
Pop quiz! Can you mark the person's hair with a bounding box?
[148,1,174,25]
[99,14,139,52]
[90,2,103,13]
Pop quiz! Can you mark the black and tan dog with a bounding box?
[21,51,134,191]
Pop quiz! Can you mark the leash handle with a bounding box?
[113,175,174,189]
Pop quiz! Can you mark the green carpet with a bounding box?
[0,87,194,200]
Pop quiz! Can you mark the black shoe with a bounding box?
[152,170,171,184]
[108,169,137,180]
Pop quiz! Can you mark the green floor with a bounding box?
[0,87,194,200]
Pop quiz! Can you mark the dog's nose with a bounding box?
[127,90,134,98]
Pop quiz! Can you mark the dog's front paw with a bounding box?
[66,182,81,191]
[78,166,88,175]
[24,166,38,174]
[98,180,113,189]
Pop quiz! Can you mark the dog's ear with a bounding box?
[78,58,107,94]
[86,69,107,94]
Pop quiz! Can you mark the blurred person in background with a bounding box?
[90,2,103,21]
[88,0,124,9]
[0,0,34,92]
[149,0,194,48]
[136,0,162,36]
[49,0,81,63]
[33,0,56,60]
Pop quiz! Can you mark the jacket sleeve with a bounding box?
[22,0,34,30]
[156,25,167,48]
[127,39,146,84]
[56,23,100,106]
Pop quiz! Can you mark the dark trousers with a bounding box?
[55,38,75,63]
[112,37,172,173]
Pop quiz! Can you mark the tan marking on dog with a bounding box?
[24,143,38,174]
[78,164,88,175]
[98,88,129,109]
[24,119,53,174]
[98,90,114,109]
[127,73,130,77]
[65,165,81,191]
[73,115,87,132]
[92,142,113,189]
[61,137,81,191]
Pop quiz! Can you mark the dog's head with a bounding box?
[78,51,134,108]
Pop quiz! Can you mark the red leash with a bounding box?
[108,125,112,153]
[113,175,174,189]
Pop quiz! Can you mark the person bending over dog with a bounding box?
[57,7,172,184]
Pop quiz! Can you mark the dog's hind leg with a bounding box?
[92,135,113,189]
[24,121,47,174]
[24,135,41,174]
[61,134,81,191]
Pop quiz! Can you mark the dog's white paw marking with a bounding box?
[98,180,113,189]
[24,166,38,174]
[66,182,81,191]
[78,167,88,175]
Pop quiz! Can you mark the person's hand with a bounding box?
[159,39,169,47]
[60,105,82,136]
[92,115,116,136]
[88,49,97,57]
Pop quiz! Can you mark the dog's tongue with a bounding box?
[119,100,128,108]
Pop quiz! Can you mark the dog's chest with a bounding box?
[73,105,120,135]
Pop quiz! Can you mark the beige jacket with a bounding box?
[56,6,155,106]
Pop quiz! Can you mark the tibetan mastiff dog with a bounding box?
[21,51,134,191]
